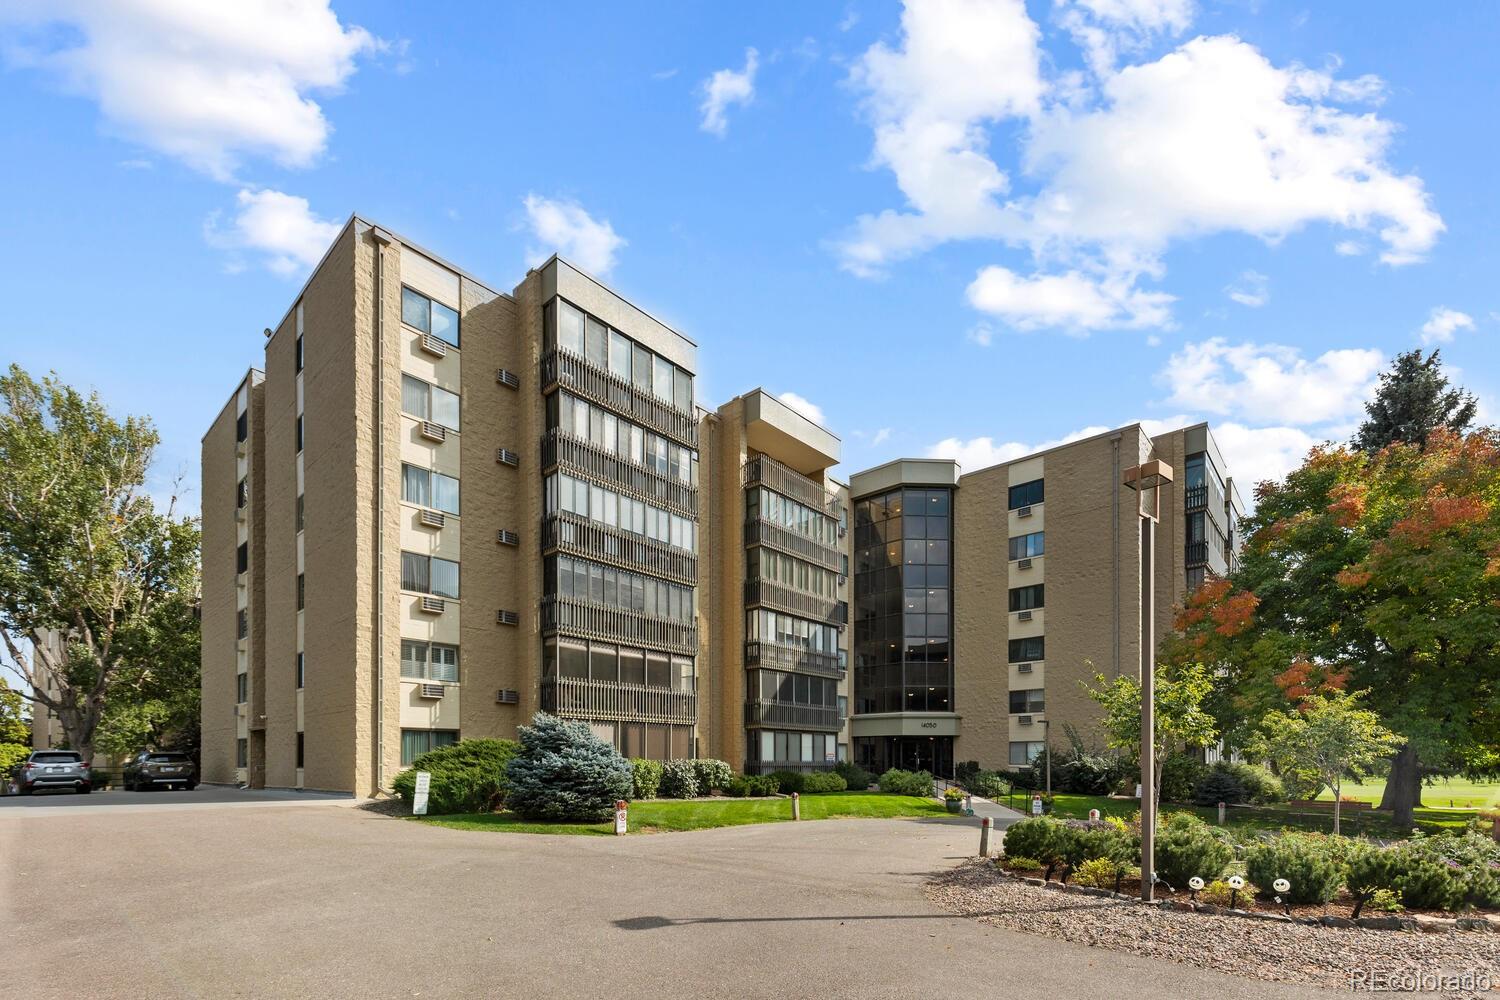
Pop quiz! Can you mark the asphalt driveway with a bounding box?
[0,801,1332,999]
[0,784,351,814]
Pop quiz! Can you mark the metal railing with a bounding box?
[742,454,842,516]
[540,595,698,656]
[744,700,843,731]
[543,512,697,585]
[743,517,843,571]
[743,641,844,678]
[1184,484,1208,511]
[541,348,698,447]
[541,676,697,725]
[1185,540,1208,566]
[541,429,699,516]
[743,580,847,625]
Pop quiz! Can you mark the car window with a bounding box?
[146,754,189,763]
[33,752,81,763]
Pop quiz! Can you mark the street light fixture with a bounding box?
[1123,458,1173,903]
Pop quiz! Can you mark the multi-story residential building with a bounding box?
[202,215,1239,793]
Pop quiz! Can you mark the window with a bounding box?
[401,286,460,348]
[237,609,248,640]
[1009,689,1045,713]
[402,464,460,515]
[400,640,459,682]
[296,732,304,769]
[296,494,304,532]
[236,542,249,574]
[1008,636,1045,662]
[297,573,305,611]
[1008,531,1044,560]
[296,652,304,689]
[401,374,460,431]
[236,738,248,768]
[296,415,303,452]
[236,672,248,704]
[550,555,694,624]
[400,551,460,598]
[1009,584,1045,612]
[236,478,248,509]
[401,729,458,765]
[235,411,248,443]
[295,334,304,373]
[1009,741,1046,766]
[1008,479,1044,510]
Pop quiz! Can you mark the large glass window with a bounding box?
[1009,741,1046,766]
[1008,479,1044,510]
[545,471,695,552]
[1008,531,1044,560]
[402,463,459,515]
[549,554,694,624]
[401,729,458,765]
[1009,689,1045,713]
[400,552,460,599]
[401,375,460,431]
[401,286,460,348]
[1008,584,1044,612]
[1008,636,1045,662]
[401,640,459,682]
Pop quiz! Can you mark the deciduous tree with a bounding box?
[1085,661,1219,813]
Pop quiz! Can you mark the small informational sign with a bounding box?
[1031,794,1043,816]
[1134,783,1143,799]
[614,800,629,836]
[412,771,431,816]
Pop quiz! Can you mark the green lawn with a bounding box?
[413,792,949,835]
[1314,776,1500,810]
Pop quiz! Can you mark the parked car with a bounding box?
[123,751,197,792]
[11,750,91,794]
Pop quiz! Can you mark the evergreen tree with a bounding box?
[1352,348,1477,453]
[505,713,633,822]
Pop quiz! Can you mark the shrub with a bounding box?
[943,785,966,802]
[1159,754,1208,803]
[1389,850,1463,911]
[1344,840,1403,917]
[750,774,780,796]
[1216,762,1285,804]
[1153,812,1233,890]
[768,770,806,794]
[392,738,520,815]
[1003,817,1069,879]
[658,759,700,798]
[726,774,782,797]
[504,714,632,822]
[0,743,29,780]
[878,769,934,797]
[1243,833,1343,905]
[1369,889,1404,913]
[834,760,875,791]
[1002,855,1043,873]
[802,771,847,793]
[954,760,981,787]
[1054,746,1131,795]
[629,759,663,800]
[1072,857,1120,889]
[1200,879,1260,908]
[691,758,733,793]
[1192,767,1246,807]
[967,770,1010,799]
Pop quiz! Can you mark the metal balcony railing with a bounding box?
[743,580,847,625]
[1184,484,1208,511]
[541,429,699,517]
[540,348,698,448]
[742,454,842,515]
[542,676,697,725]
[1185,540,1208,566]
[743,641,844,678]
[744,701,843,731]
[540,595,698,656]
[743,517,843,571]
[542,512,698,586]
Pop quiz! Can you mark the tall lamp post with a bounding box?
[1123,458,1172,902]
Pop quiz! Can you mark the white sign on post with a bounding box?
[413,771,431,816]
[614,800,629,836]
[1031,794,1043,816]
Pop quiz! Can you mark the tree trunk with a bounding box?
[1333,777,1341,837]
[1379,746,1421,828]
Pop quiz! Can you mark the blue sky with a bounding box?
[2,1,1496,513]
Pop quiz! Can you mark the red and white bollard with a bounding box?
[614,799,628,836]
[979,816,993,857]
[1088,808,1101,822]
[791,791,801,820]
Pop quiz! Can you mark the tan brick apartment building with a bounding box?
[202,216,1241,794]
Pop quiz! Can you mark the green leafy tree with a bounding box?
[1352,348,1477,453]
[0,678,29,745]
[1247,690,1404,835]
[0,366,200,764]
[1085,661,1219,813]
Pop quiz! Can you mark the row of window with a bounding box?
[401,551,460,599]
[401,640,459,682]
[401,374,461,431]
[550,391,696,484]
[1008,478,1044,510]
[746,609,841,655]
[750,730,845,766]
[750,547,840,599]
[752,670,840,708]
[853,538,953,574]
[852,512,950,550]
[1009,688,1045,713]
[853,487,951,527]
[745,487,839,546]
[545,637,695,690]
[401,286,460,348]
[1009,584,1044,612]
[550,554,695,624]
[402,463,460,516]
[1008,531,1044,560]
[546,472,696,552]
[552,298,693,413]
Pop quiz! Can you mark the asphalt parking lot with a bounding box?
[0,784,351,814]
[0,797,1332,1000]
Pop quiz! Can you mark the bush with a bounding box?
[629,759,663,800]
[1243,833,1343,905]
[834,760,875,791]
[954,760,981,787]
[1072,857,1120,889]
[1200,879,1260,908]
[1344,841,1404,917]
[768,770,807,794]
[878,769,934,797]
[967,770,1010,799]
[1054,746,1131,795]
[691,758,733,793]
[725,773,782,797]
[1002,855,1043,872]
[1389,849,1463,911]
[392,738,520,815]
[504,714,632,822]
[658,759,700,798]
[801,771,847,793]
[1153,812,1233,890]
[1159,754,1208,803]
[1395,833,1500,911]
[0,743,29,781]
[1192,767,1246,807]
[1216,762,1285,804]
[1003,817,1069,879]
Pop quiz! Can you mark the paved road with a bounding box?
[1,799,1332,999]
[0,784,351,815]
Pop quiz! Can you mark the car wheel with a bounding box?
[77,785,91,794]
[186,782,197,791]
[18,785,31,796]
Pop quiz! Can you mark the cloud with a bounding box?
[1419,306,1475,344]
[206,188,342,275]
[1334,240,1365,256]
[926,413,1194,472]
[2,0,378,180]
[1058,0,1195,77]
[967,266,1173,331]
[871,427,893,446]
[699,48,758,137]
[523,194,627,277]
[651,68,680,81]
[1210,422,1320,495]
[1160,338,1383,427]
[1225,270,1269,307]
[966,323,995,347]
[776,391,827,426]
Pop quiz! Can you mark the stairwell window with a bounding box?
[236,672,248,704]
[236,542,249,574]
[297,573,305,611]
[296,653,304,689]
[237,738,248,768]
[296,415,303,452]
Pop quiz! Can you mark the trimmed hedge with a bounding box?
[658,759,699,798]
[1244,832,1344,904]
[391,738,520,815]
[1153,812,1233,889]
[505,714,632,822]
[878,768,934,797]
[691,758,734,793]
[724,774,781,797]
[801,771,847,793]
[834,760,875,791]
[629,758,663,800]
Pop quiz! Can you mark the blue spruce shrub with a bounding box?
[504,713,633,821]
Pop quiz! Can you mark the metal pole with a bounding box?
[791,791,800,821]
[1044,719,1052,798]
[1140,514,1155,902]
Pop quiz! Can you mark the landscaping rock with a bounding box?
[1456,917,1494,933]
[1354,916,1406,931]
[1411,915,1453,934]
[1022,876,1045,888]
[1319,916,1356,928]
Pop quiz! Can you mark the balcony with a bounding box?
[742,454,841,515]
[540,595,698,656]
[1184,484,1208,511]
[541,348,698,448]
[743,641,844,678]
[541,429,699,517]
[543,511,697,586]
[744,579,847,625]
[743,517,843,572]
[542,676,697,725]
[744,700,843,731]
[1185,540,1208,566]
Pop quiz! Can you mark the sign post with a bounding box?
[614,800,628,836]
[1031,793,1043,816]
[412,771,431,816]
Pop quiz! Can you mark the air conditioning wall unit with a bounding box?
[1017,505,1033,518]
[496,529,520,546]
[419,421,447,443]
[419,596,446,614]
[419,334,448,359]
[418,509,445,529]
[418,683,446,699]
[1018,609,1033,621]
[1017,662,1033,674]
[496,448,520,467]
[1018,714,1034,726]
[1017,557,1033,570]
[496,369,520,390]
[496,609,520,626]
[496,689,520,704]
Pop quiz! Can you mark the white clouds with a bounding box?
[1334,240,1365,256]
[205,188,343,276]
[927,414,1193,472]
[699,48,758,137]
[1225,270,1269,307]
[2,0,378,180]
[1210,422,1318,495]
[523,194,627,277]
[967,266,1173,331]
[871,427,893,446]
[966,323,995,347]
[776,391,827,426]
[1160,338,1383,426]
[1419,306,1476,344]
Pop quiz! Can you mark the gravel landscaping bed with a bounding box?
[928,860,1500,996]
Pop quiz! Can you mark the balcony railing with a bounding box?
[743,517,843,572]
[543,512,698,586]
[744,580,847,625]
[541,429,699,517]
[742,454,842,516]
[542,676,697,725]
[541,348,698,448]
[540,595,698,656]
[1184,484,1208,511]
[744,700,843,731]
[1185,540,1208,566]
[743,641,844,678]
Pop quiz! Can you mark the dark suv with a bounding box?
[123,751,197,791]
[12,750,92,794]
